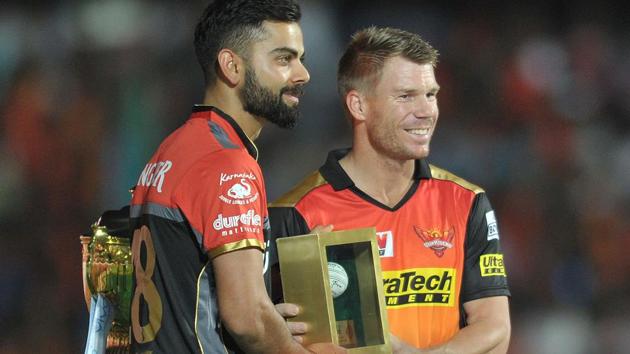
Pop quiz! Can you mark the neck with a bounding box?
[202,85,264,141]
[340,142,415,208]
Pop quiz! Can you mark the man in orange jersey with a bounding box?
[129,1,344,353]
[269,27,511,353]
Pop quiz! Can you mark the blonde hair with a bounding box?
[337,26,439,96]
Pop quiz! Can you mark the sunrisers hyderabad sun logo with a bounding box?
[414,226,455,257]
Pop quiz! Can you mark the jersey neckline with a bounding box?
[191,105,259,160]
[318,148,432,211]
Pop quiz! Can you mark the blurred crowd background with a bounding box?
[1,1,629,353]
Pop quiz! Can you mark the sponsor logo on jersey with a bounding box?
[480,254,506,277]
[382,268,456,308]
[220,172,256,185]
[413,226,455,257]
[485,210,499,241]
[137,160,173,193]
[213,209,262,236]
[376,230,394,257]
[219,177,259,205]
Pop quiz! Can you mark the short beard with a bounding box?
[240,67,303,129]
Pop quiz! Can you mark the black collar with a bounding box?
[319,148,432,192]
[192,105,258,160]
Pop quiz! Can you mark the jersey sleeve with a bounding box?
[461,193,511,303]
[174,150,266,258]
[267,206,310,302]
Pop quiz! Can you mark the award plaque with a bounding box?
[277,227,390,353]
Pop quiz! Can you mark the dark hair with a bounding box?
[337,26,439,96]
[194,0,301,86]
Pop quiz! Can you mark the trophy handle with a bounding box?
[81,235,93,310]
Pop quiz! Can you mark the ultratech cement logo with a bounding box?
[382,268,456,308]
[413,227,455,257]
[480,254,506,277]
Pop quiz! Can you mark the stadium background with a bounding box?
[1,1,629,352]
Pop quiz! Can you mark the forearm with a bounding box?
[393,297,510,354]
[215,248,309,354]
[222,297,307,353]
[421,316,510,354]
[393,322,509,354]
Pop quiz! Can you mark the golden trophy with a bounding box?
[277,227,391,353]
[81,207,132,354]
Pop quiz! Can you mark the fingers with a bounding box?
[307,343,348,353]
[275,302,300,318]
[310,224,334,234]
[390,334,416,354]
[287,321,307,336]
[276,302,308,337]
[390,333,403,352]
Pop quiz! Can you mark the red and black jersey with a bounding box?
[268,149,510,349]
[130,106,268,353]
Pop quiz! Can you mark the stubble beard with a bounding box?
[367,118,432,161]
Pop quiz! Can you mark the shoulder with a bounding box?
[175,149,262,197]
[159,117,254,169]
[190,148,259,172]
[269,170,329,208]
[428,164,485,195]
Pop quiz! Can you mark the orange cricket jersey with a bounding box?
[268,149,510,349]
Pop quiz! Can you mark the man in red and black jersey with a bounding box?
[129,1,343,353]
[269,27,511,353]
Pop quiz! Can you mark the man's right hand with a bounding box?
[275,302,347,353]
[276,224,342,352]
[307,343,347,353]
[275,303,307,342]
[310,224,333,234]
[391,334,421,354]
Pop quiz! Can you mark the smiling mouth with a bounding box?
[283,93,300,104]
[405,128,431,135]
[281,85,304,101]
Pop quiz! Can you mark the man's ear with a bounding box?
[217,49,244,87]
[346,90,368,122]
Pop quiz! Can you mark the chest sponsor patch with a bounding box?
[219,173,259,205]
[376,231,394,257]
[480,254,506,277]
[382,268,456,308]
[413,226,455,257]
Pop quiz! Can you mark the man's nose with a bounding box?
[414,97,437,117]
[291,60,310,85]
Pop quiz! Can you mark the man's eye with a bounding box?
[277,56,290,64]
